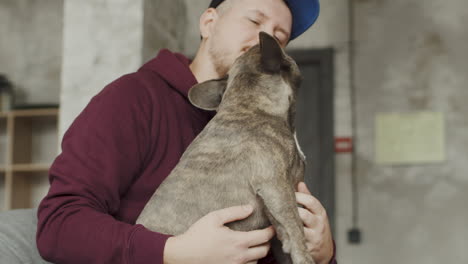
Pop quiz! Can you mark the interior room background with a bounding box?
[1,0,467,263]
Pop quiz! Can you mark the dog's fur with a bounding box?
[137,32,314,264]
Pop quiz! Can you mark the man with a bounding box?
[3,0,336,263]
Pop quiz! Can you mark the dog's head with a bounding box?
[189,32,302,126]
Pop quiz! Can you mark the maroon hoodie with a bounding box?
[36,49,336,264]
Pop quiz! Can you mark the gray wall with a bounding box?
[59,0,144,139]
[59,0,186,139]
[142,0,187,63]
[0,0,63,207]
[0,0,63,105]
[349,0,468,263]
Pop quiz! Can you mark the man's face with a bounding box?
[206,0,292,77]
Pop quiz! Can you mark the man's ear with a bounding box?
[259,31,284,73]
[188,77,228,111]
[200,8,218,39]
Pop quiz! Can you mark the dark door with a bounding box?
[289,49,335,233]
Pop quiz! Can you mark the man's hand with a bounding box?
[296,182,334,264]
[164,205,275,264]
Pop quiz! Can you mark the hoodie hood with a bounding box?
[140,49,197,98]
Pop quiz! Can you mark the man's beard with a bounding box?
[208,44,232,77]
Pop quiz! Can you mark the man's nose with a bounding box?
[260,26,275,39]
[243,29,275,53]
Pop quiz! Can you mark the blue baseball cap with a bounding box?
[208,0,320,40]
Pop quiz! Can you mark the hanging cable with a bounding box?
[348,0,359,231]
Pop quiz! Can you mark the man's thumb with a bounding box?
[298,182,312,195]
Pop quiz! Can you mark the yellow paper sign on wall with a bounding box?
[375,112,445,164]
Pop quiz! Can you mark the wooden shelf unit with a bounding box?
[0,108,59,211]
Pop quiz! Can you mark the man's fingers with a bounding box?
[304,227,319,252]
[296,182,325,216]
[295,192,325,216]
[208,205,253,225]
[298,207,318,228]
[242,226,275,247]
[297,182,312,195]
[245,243,271,262]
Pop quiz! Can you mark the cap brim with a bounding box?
[285,0,320,40]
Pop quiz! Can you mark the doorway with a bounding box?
[290,48,335,233]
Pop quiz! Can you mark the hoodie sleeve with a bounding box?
[36,75,170,264]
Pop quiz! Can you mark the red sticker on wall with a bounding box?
[335,137,353,153]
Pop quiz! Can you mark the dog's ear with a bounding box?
[188,77,228,111]
[259,31,284,73]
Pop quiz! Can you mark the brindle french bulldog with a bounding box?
[137,32,314,264]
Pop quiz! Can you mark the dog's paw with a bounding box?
[281,239,292,253]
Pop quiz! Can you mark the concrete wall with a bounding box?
[59,0,144,139]
[0,0,63,105]
[142,0,187,63]
[348,0,468,263]
[59,0,186,139]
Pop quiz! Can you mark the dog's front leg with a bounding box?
[257,182,315,264]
